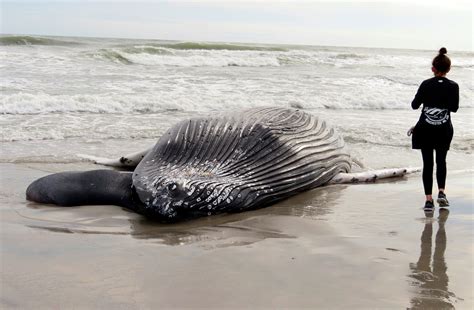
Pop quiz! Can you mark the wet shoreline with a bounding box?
[1,162,472,308]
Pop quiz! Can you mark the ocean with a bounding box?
[1,35,472,169]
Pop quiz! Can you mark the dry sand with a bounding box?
[1,162,473,309]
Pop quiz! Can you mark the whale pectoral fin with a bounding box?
[329,167,421,184]
[78,148,152,168]
[26,170,138,210]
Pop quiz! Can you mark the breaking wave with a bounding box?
[330,53,367,60]
[121,45,173,55]
[0,35,79,46]
[88,47,281,67]
[87,47,377,68]
[88,49,134,64]
[152,42,287,51]
[5,84,471,116]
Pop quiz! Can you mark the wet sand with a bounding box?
[1,162,473,309]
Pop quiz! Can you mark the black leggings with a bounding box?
[421,148,448,195]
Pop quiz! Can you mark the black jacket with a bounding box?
[411,77,459,150]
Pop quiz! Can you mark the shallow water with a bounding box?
[1,35,473,151]
[1,35,472,167]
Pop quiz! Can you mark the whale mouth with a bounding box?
[134,195,185,222]
[138,204,178,222]
[132,175,193,222]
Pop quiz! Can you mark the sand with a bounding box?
[1,162,473,309]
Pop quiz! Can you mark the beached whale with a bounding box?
[26,107,414,222]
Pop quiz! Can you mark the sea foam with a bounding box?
[1,35,472,154]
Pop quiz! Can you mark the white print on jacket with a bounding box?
[423,107,449,125]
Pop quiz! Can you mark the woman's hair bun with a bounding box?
[433,47,450,72]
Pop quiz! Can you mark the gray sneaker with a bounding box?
[437,192,449,207]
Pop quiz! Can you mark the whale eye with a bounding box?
[167,182,178,192]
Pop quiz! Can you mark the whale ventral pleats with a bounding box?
[132,107,351,221]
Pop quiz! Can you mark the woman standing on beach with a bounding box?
[411,47,459,210]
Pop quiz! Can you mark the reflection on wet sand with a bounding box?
[25,185,345,247]
[408,209,460,309]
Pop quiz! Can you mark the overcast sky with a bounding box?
[1,0,472,51]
